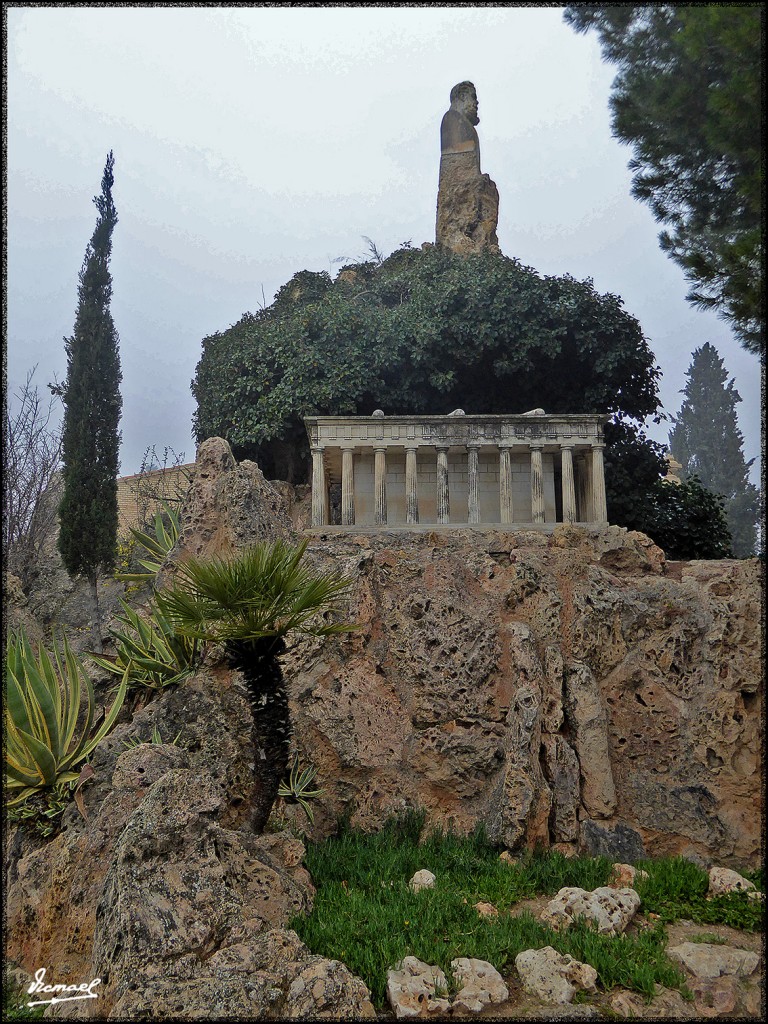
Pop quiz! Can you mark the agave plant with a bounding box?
[154,538,355,831]
[88,598,199,692]
[116,502,180,583]
[277,755,325,825]
[4,629,128,807]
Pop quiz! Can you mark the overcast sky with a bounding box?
[6,4,762,485]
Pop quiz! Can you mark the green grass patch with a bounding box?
[634,856,764,931]
[289,812,694,1008]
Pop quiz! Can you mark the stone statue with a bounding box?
[436,82,500,255]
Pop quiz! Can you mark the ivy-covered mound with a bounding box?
[193,245,731,557]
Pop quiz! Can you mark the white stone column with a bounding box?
[591,442,608,523]
[467,445,480,524]
[577,453,593,523]
[311,447,327,527]
[436,446,450,524]
[341,447,355,526]
[405,447,419,524]
[530,444,545,523]
[560,444,576,524]
[498,445,513,523]
[374,447,387,525]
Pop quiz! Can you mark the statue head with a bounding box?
[449,81,479,126]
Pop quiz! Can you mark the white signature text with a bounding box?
[27,967,101,1007]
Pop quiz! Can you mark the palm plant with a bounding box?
[4,629,128,807]
[154,538,355,831]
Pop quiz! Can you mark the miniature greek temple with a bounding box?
[304,411,610,528]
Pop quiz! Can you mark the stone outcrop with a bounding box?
[285,521,761,867]
[5,666,373,1020]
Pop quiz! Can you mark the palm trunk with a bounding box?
[230,636,290,833]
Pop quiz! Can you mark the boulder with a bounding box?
[450,957,508,1012]
[707,866,756,896]
[540,886,641,935]
[386,957,451,1018]
[667,942,759,979]
[409,869,436,893]
[515,946,597,1004]
[608,863,649,888]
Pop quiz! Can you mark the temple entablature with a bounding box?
[304,412,610,529]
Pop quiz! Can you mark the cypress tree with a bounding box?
[669,343,760,557]
[58,151,122,649]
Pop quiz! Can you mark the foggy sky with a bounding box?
[6,5,762,485]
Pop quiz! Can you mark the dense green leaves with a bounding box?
[669,344,760,557]
[58,151,122,581]
[193,245,662,487]
[563,5,763,355]
[633,476,732,560]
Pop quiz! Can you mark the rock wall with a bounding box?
[286,525,761,866]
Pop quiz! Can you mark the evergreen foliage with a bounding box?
[57,152,122,609]
[192,245,666,523]
[633,476,732,561]
[563,5,763,356]
[669,344,760,557]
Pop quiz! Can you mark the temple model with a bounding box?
[436,81,500,255]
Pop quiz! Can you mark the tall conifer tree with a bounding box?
[58,151,122,648]
[669,343,760,557]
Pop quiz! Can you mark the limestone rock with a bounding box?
[689,975,740,1017]
[450,957,509,1012]
[474,901,499,918]
[541,734,580,842]
[409,869,436,893]
[707,865,756,896]
[540,886,641,935]
[387,957,451,1018]
[105,927,375,1020]
[608,863,649,888]
[283,529,761,866]
[564,660,616,818]
[609,986,693,1018]
[174,436,294,563]
[667,942,759,979]
[579,820,646,863]
[515,946,597,1004]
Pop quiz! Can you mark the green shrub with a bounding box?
[4,629,128,807]
[635,856,764,931]
[88,598,199,692]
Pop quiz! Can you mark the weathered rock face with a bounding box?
[4,667,374,1020]
[174,435,295,562]
[287,524,762,867]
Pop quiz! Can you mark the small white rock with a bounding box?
[708,866,756,897]
[408,869,436,893]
